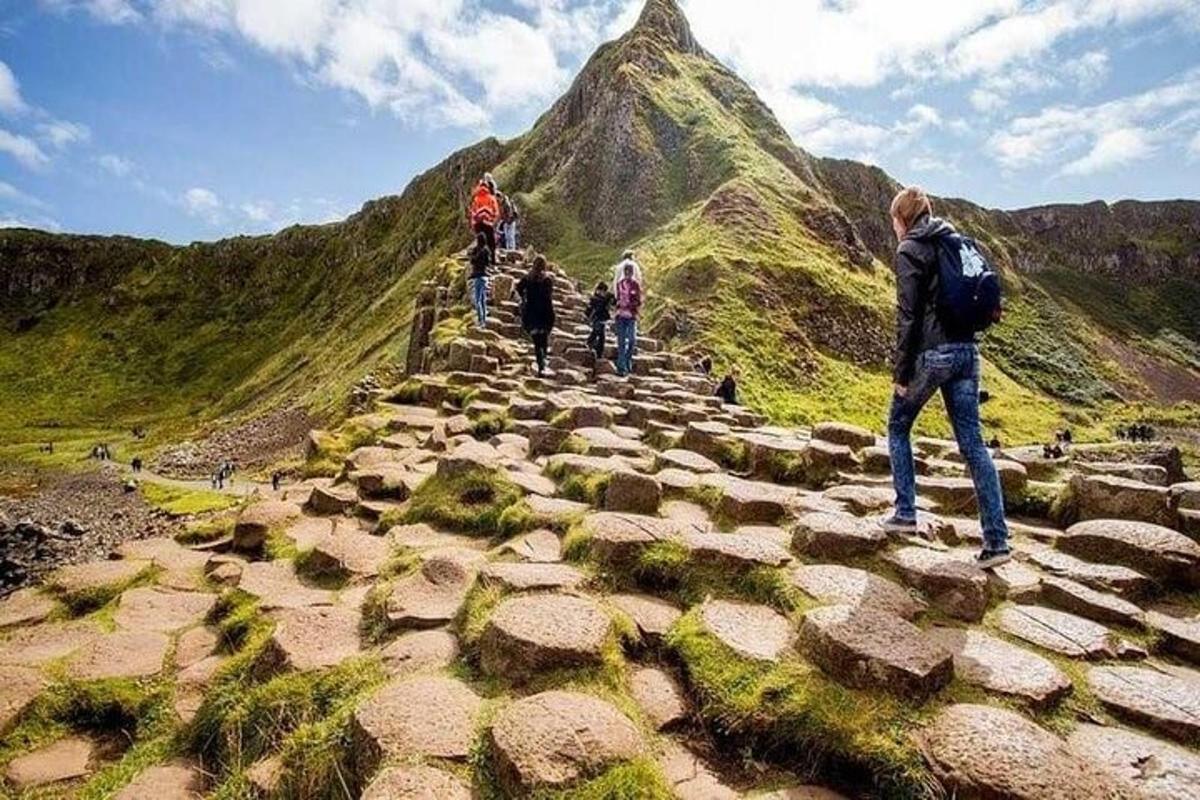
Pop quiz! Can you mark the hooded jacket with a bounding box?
[469,183,499,226]
[893,214,974,384]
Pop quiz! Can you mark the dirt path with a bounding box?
[125,467,269,498]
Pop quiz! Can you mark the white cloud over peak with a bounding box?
[1060,127,1152,175]
[0,61,27,114]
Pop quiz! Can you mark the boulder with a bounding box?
[922,704,1116,799]
[479,594,611,681]
[630,666,688,730]
[680,421,734,463]
[1058,519,1200,589]
[361,766,472,800]
[603,470,662,514]
[234,500,302,550]
[790,564,926,620]
[802,440,861,485]
[884,547,990,622]
[306,484,359,515]
[926,627,1071,709]
[1067,722,1200,800]
[811,422,875,451]
[698,600,793,662]
[995,605,1117,659]
[609,594,682,646]
[713,476,793,524]
[352,676,482,769]
[798,604,952,699]
[1088,666,1200,743]
[1062,474,1173,528]
[489,691,643,793]
[792,511,887,559]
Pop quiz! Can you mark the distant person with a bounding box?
[507,200,521,250]
[469,231,491,327]
[715,368,739,405]
[131,457,142,473]
[516,255,556,377]
[612,249,644,288]
[468,176,500,260]
[881,186,1010,569]
[497,191,519,251]
[271,471,282,492]
[1061,428,1072,445]
[614,260,642,377]
[988,436,1001,450]
[695,356,713,376]
[585,281,615,360]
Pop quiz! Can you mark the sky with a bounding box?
[2,0,1199,243]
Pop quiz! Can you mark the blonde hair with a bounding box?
[890,186,932,230]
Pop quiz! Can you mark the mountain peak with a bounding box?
[632,0,700,54]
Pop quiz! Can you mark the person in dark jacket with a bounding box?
[585,281,614,360]
[469,232,491,326]
[883,186,1010,569]
[516,255,556,376]
[715,368,739,405]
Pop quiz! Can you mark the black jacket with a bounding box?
[586,292,614,324]
[893,214,974,384]
[715,377,737,405]
[469,246,491,279]
[516,273,556,332]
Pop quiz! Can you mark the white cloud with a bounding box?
[908,154,954,174]
[0,61,26,115]
[1060,127,1153,175]
[240,201,270,222]
[1188,130,1200,159]
[1064,50,1110,91]
[40,0,142,24]
[98,153,134,176]
[988,69,1200,172]
[183,186,221,221]
[0,181,50,209]
[37,120,91,149]
[788,101,946,157]
[0,128,50,169]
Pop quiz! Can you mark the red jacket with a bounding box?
[615,277,642,319]
[469,183,499,226]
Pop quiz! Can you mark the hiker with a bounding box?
[1062,428,1073,445]
[612,249,644,288]
[695,356,713,376]
[469,231,491,326]
[516,255,556,377]
[497,191,519,251]
[271,471,282,492]
[585,281,615,360]
[131,457,142,473]
[507,200,521,250]
[715,368,739,405]
[468,176,500,261]
[614,260,642,377]
[882,186,1011,569]
[988,436,1001,450]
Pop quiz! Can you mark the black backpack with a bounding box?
[931,232,1003,333]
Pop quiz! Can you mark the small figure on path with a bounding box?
[516,255,556,377]
[271,471,282,492]
[881,186,1010,569]
[585,281,614,361]
[695,355,713,376]
[614,259,642,377]
[468,175,500,262]
[715,367,739,406]
[131,457,142,473]
[469,231,491,327]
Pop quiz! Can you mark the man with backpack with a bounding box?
[882,186,1010,569]
[468,176,500,262]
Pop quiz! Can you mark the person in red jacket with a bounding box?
[468,177,500,262]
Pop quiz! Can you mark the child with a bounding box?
[585,282,615,360]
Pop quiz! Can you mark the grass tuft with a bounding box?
[139,481,241,516]
[401,465,526,537]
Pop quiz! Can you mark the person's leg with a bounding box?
[483,224,496,260]
[616,319,632,374]
[886,350,946,527]
[942,347,1010,555]
[472,278,486,324]
[598,321,608,360]
[537,332,548,374]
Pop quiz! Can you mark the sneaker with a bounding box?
[975,549,1012,570]
[879,514,918,535]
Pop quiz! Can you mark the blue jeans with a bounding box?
[888,343,1009,551]
[615,317,637,375]
[505,221,518,250]
[471,277,488,324]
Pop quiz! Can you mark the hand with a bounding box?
[894,383,908,398]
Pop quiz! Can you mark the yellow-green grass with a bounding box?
[139,481,241,517]
[398,465,529,538]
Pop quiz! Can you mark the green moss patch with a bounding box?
[400,465,526,537]
[140,481,241,517]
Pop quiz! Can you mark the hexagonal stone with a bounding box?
[573,427,651,458]
[657,448,721,473]
[234,500,302,550]
[682,531,792,569]
[790,564,926,620]
[610,594,682,645]
[698,600,793,662]
[792,512,887,559]
[579,512,684,563]
[1059,519,1200,589]
[174,626,218,670]
[799,605,952,698]
[361,765,471,800]
[380,630,460,677]
[436,439,501,477]
[0,587,55,631]
[812,422,874,450]
[489,691,644,793]
[307,484,359,515]
[630,667,688,731]
[497,529,561,564]
[237,561,335,610]
[480,562,587,591]
[603,470,662,514]
[1066,473,1174,527]
[1088,666,1200,743]
[352,676,481,770]
[5,736,93,789]
[113,762,206,800]
[927,627,1071,709]
[305,530,392,578]
[658,740,739,800]
[263,605,362,672]
[0,622,98,668]
[1039,576,1145,628]
[1146,610,1200,664]
[47,559,150,603]
[479,594,611,681]
[1028,548,1153,599]
[711,476,793,524]
[922,704,1115,798]
[885,546,989,622]
[389,523,484,551]
[0,665,45,735]
[352,464,415,500]
[981,558,1043,602]
[66,630,170,681]
[996,605,1117,659]
[114,588,217,633]
[821,485,896,516]
[504,469,557,497]
[386,553,476,630]
[681,421,734,463]
[118,538,212,589]
[1067,723,1200,800]
[525,494,590,527]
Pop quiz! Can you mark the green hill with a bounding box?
[3,0,1198,465]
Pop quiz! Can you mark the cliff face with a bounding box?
[2,0,1197,442]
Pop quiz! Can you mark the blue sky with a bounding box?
[2,0,1199,243]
